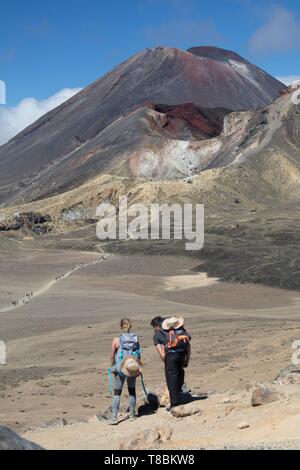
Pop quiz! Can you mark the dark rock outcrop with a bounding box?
[0,426,43,450]
[0,212,51,233]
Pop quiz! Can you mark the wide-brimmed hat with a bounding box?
[120,356,143,377]
[162,316,184,331]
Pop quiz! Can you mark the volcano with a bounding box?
[0,45,286,206]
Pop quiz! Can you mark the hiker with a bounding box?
[151,316,191,392]
[109,318,142,425]
[151,315,191,409]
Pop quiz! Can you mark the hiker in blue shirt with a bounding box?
[109,318,142,425]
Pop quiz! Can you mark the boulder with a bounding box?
[156,385,170,407]
[138,384,170,408]
[0,426,43,450]
[119,426,173,450]
[251,384,280,407]
[170,403,201,418]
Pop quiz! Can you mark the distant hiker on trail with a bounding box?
[109,318,142,425]
[151,315,191,410]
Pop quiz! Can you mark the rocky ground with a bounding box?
[20,377,300,450]
[1,239,300,449]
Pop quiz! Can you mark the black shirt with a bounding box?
[153,328,191,353]
[153,329,167,346]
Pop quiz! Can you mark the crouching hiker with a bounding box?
[109,318,142,425]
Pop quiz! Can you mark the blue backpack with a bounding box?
[112,333,141,376]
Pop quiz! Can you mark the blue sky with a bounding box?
[0,0,300,106]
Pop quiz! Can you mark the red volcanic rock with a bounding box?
[153,103,229,140]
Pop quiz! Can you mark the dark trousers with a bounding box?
[164,352,185,407]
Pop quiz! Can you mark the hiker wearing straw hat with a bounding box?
[109,318,142,425]
[151,315,191,410]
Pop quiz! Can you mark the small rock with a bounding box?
[220,398,232,404]
[290,373,300,384]
[67,418,88,425]
[281,376,293,385]
[171,403,201,418]
[238,422,250,429]
[274,365,300,385]
[43,418,67,429]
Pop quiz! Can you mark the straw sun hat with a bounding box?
[162,316,184,331]
[120,356,143,377]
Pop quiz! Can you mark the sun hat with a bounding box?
[120,356,143,377]
[162,316,184,331]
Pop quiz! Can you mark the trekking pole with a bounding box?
[140,373,149,403]
[107,368,113,396]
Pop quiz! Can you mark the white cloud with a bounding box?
[249,6,300,55]
[0,80,6,104]
[0,87,81,145]
[276,75,300,86]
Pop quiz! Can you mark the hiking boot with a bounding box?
[109,417,119,425]
[129,414,137,422]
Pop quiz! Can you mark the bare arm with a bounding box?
[156,344,165,361]
[111,337,119,366]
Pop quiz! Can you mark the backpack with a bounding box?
[164,328,190,353]
[113,333,141,375]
